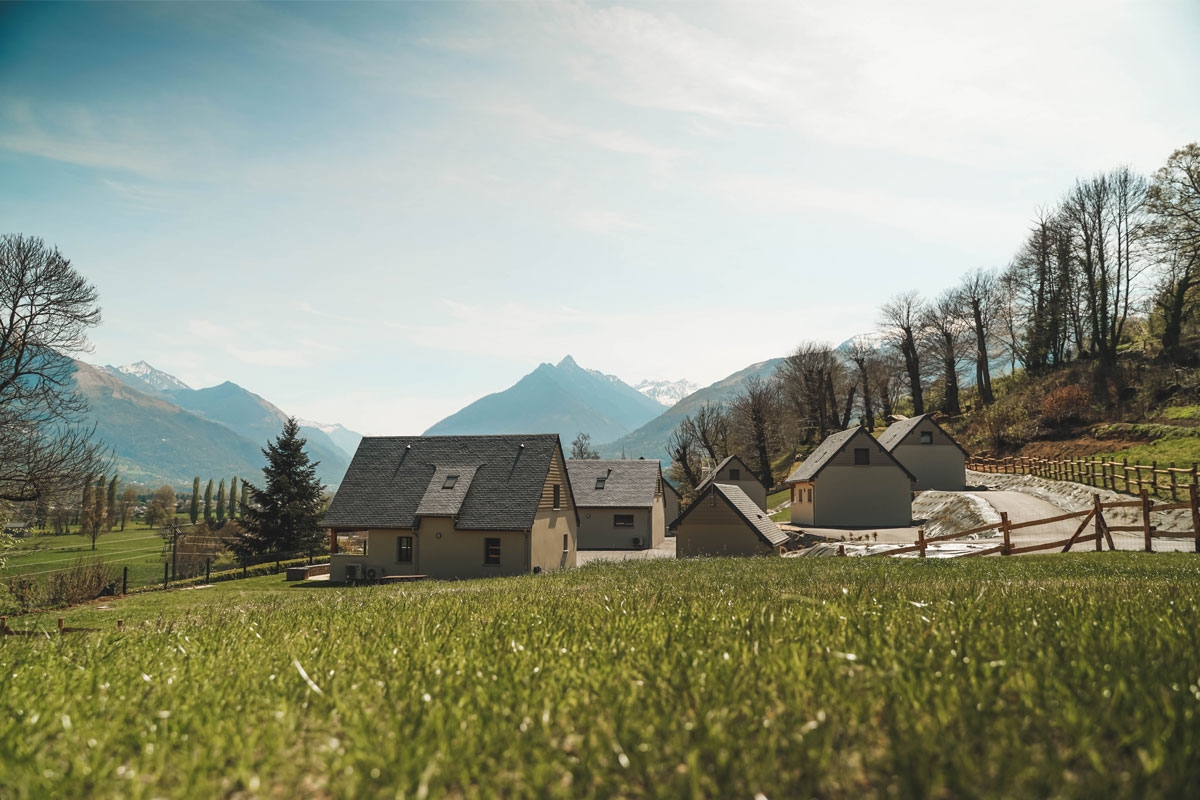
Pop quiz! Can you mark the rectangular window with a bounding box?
[854,448,870,465]
[484,537,501,565]
[728,468,741,480]
[614,514,635,528]
[562,533,569,552]
[595,477,606,490]
[552,484,561,509]
[397,536,413,563]
[920,431,933,444]
[807,488,813,503]
[442,474,459,490]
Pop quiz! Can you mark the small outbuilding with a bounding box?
[322,434,578,581]
[662,478,682,530]
[671,483,789,557]
[786,427,915,528]
[566,459,668,550]
[876,414,968,491]
[695,454,766,510]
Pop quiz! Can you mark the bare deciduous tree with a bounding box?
[879,291,926,414]
[920,289,971,416]
[728,376,781,489]
[957,268,998,405]
[0,234,108,503]
[1146,143,1200,360]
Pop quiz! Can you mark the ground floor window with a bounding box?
[614,514,634,528]
[484,537,501,565]
[397,535,413,563]
[563,533,569,552]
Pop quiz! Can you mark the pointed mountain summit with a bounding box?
[102,361,192,395]
[423,355,664,444]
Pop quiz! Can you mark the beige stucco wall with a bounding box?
[676,495,773,557]
[811,466,912,528]
[577,503,664,549]
[709,462,766,509]
[331,522,530,581]
[789,482,815,526]
[529,507,576,572]
[664,490,681,528]
[650,496,665,547]
[891,421,966,490]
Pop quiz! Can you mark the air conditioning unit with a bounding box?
[632,537,642,547]
[345,564,363,581]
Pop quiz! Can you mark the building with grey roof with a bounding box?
[565,459,668,549]
[670,483,790,557]
[877,414,968,491]
[785,427,914,528]
[695,454,766,509]
[323,434,578,581]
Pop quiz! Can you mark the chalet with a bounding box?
[786,427,915,528]
[322,434,578,581]
[671,483,790,557]
[695,454,766,510]
[565,459,667,550]
[877,414,968,491]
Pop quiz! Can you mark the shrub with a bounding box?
[1041,384,1092,426]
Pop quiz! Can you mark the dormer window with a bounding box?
[920,431,933,444]
[442,474,459,490]
[595,477,606,490]
[728,468,741,480]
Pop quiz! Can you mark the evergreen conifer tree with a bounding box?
[233,418,325,562]
[216,478,226,523]
[229,476,238,520]
[203,479,213,524]
[190,477,200,525]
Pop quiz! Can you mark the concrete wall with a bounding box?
[812,466,912,528]
[676,493,774,557]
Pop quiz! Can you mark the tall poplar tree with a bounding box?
[190,477,200,525]
[216,478,226,524]
[229,476,238,520]
[203,479,214,525]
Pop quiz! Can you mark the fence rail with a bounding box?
[870,486,1200,558]
[969,455,1200,501]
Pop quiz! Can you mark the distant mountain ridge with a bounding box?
[423,355,666,445]
[596,358,787,463]
[81,361,362,488]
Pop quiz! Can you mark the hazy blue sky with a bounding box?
[2,1,1198,435]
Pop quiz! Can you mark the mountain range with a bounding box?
[423,356,666,445]
[76,361,362,489]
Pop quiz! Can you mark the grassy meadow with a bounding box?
[3,555,1200,798]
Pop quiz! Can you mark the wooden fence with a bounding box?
[969,455,1200,501]
[870,486,1200,558]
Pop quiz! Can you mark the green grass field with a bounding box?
[3,555,1200,798]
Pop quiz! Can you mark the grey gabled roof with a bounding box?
[670,483,789,547]
[323,434,566,531]
[785,427,916,483]
[695,454,758,494]
[565,459,661,508]
[876,414,970,457]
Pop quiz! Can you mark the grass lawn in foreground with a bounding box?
[3,555,1200,798]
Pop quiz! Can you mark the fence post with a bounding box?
[1094,494,1104,551]
[1152,461,1158,497]
[205,558,211,584]
[122,566,128,596]
[163,562,169,590]
[1142,489,1153,553]
[1171,463,1178,502]
[1191,483,1200,555]
[1001,512,1011,555]
[918,527,926,558]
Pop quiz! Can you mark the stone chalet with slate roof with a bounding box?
[565,459,668,550]
[322,434,578,581]
[695,454,766,510]
[876,414,968,491]
[785,427,915,528]
[670,483,790,557]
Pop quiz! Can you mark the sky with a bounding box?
[2,1,1198,436]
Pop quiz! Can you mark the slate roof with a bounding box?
[669,483,789,547]
[323,434,567,531]
[785,427,916,483]
[695,454,758,494]
[876,414,970,456]
[565,459,661,508]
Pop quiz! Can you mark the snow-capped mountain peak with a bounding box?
[635,378,699,407]
[111,361,192,393]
